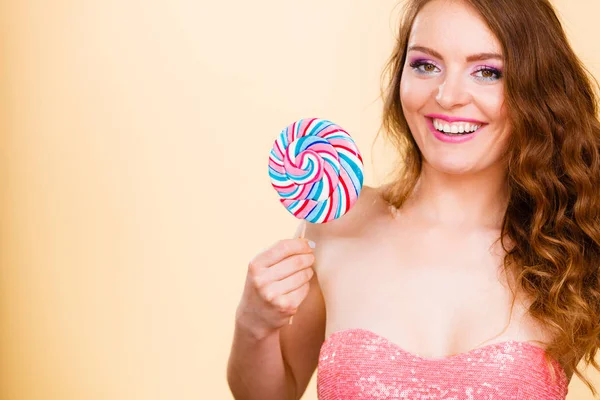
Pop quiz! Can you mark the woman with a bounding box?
[227,0,600,398]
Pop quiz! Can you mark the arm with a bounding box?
[227,320,296,400]
[227,269,325,400]
[227,223,325,399]
[279,221,327,399]
[279,268,327,398]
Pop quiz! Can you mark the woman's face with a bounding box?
[400,0,510,175]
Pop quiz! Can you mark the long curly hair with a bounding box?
[379,0,600,392]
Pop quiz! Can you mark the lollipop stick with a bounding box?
[300,219,307,239]
[289,220,308,325]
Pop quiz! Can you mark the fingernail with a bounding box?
[308,240,316,249]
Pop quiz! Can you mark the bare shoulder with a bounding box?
[303,185,391,278]
[278,185,390,398]
[305,185,391,242]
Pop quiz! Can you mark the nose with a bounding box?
[435,73,471,109]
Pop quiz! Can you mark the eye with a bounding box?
[473,66,503,82]
[409,60,441,75]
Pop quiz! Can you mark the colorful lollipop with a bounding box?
[268,118,364,224]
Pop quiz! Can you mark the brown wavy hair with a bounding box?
[379,0,600,392]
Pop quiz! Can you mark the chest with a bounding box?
[316,225,542,358]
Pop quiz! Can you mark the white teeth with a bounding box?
[432,118,482,134]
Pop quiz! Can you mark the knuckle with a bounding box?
[306,268,314,281]
[304,253,315,265]
[262,289,274,302]
[277,240,290,254]
[268,248,282,262]
[251,275,263,288]
[247,259,259,273]
[292,256,303,269]
[276,297,288,312]
[286,297,299,313]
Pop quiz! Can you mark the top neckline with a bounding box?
[323,327,567,381]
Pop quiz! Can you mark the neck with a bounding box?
[403,161,509,230]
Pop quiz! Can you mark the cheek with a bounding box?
[477,85,506,123]
[400,70,434,113]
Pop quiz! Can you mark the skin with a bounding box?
[276,0,572,395]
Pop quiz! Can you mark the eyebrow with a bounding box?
[407,45,503,62]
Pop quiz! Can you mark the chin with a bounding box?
[427,159,478,175]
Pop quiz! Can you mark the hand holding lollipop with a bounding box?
[236,118,364,336]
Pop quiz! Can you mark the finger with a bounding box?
[272,280,312,315]
[257,253,314,286]
[262,267,314,303]
[250,238,315,271]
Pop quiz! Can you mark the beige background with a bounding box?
[1,0,599,399]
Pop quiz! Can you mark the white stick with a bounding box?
[289,220,308,325]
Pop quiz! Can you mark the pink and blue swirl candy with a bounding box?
[268,118,364,223]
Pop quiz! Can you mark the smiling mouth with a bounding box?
[428,117,486,136]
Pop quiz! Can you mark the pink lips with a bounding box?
[425,113,486,125]
[425,117,485,144]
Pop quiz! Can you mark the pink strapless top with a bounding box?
[317,329,568,399]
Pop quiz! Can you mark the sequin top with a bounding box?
[317,328,568,399]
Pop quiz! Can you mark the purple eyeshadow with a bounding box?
[408,57,434,65]
[480,64,503,73]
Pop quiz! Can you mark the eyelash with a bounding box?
[409,60,503,82]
